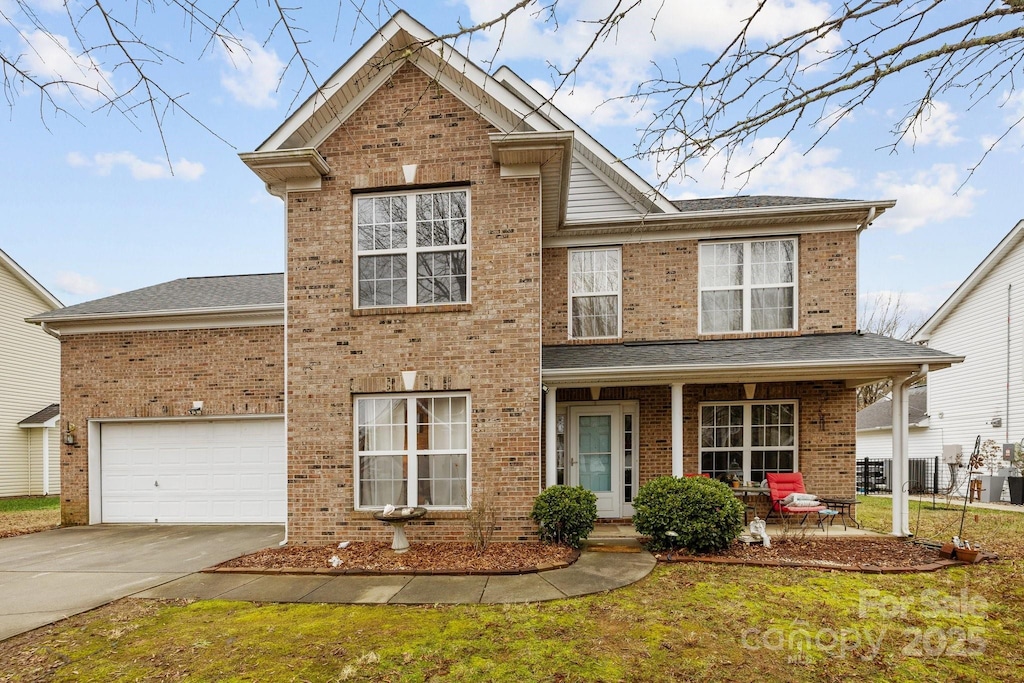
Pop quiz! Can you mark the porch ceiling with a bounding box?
[541,333,962,387]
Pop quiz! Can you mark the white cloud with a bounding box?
[67,151,205,181]
[888,254,905,261]
[860,284,958,326]
[904,100,961,147]
[54,271,107,297]
[219,36,284,108]
[461,0,833,131]
[873,164,981,233]
[654,136,856,198]
[19,29,113,103]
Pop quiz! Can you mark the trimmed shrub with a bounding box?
[633,476,743,552]
[531,485,598,548]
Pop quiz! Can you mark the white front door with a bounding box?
[570,405,621,518]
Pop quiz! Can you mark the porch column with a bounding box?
[891,376,908,537]
[42,426,50,496]
[545,386,557,488]
[671,383,684,477]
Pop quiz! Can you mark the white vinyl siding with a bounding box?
[889,230,1024,501]
[0,261,60,497]
[565,160,643,221]
[699,238,797,334]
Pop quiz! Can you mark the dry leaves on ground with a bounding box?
[666,537,950,567]
[219,541,577,573]
[0,510,60,539]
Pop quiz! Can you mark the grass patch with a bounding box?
[0,496,59,513]
[2,497,1023,681]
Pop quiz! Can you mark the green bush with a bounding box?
[633,476,743,552]
[531,485,598,548]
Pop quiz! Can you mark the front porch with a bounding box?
[541,333,962,536]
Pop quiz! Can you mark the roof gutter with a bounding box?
[27,303,284,325]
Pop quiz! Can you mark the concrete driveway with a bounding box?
[0,524,283,641]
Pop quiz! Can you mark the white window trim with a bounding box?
[568,246,622,340]
[698,238,798,334]
[353,188,472,309]
[697,400,799,484]
[354,392,472,511]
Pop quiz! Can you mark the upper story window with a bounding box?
[699,238,796,334]
[569,247,621,339]
[355,189,469,308]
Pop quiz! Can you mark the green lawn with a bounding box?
[1,497,1022,682]
[0,495,59,513]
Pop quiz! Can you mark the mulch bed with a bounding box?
[655,537,996,572]
[214,541,578,575]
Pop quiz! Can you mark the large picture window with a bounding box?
[699,401,797,484]
[356,394,469,509]
[569,247,621,339]
[699,238,796,333]
[356,189,469,308]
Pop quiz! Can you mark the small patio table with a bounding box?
[818,498,859,530]
[732,486,770,524]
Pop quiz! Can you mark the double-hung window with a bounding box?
[356,189,469,308]
[699,238,796,333]
[569,247,621,339]
[699,401,797,484]
[356,394,470,509]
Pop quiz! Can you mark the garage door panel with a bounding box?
[101,419,285,523]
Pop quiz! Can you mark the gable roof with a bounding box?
[0,247,62,309]
[27,273,283,334]
[915,219,1024,342]
[856,385,928,431]
[542,333,960,386]
[18,403,60,428]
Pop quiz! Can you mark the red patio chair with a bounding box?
[765,473,826,528]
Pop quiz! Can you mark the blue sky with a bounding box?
[2,1,1021,327]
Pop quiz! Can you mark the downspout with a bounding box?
[1007,284,1012,443]
[40,321,61,339]
[279,195,290,548]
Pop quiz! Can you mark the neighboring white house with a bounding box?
[857,219,1024,501]
[856,386,946,491]
[0,247,62,497]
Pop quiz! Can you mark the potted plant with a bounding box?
[1007,442,1024,506]
[977,439,1007,503]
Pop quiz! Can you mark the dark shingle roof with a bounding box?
[29,273,283,321]
[19,403,60,426]
[857,386,928,431]
[543,333,957,371]
[671,196,855,212]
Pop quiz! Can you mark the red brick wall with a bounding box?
[542,230,858,344]
[58,326,285,525]
[286,63,542,544]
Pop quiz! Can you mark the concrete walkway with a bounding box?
[135,550,657,605]
[0,525,284,641]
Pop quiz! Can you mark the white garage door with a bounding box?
[100,419,285,523]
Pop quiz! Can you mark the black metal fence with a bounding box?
[858,456,941,495]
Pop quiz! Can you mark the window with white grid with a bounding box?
[699,238,796,333]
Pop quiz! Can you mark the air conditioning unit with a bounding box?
[942,444,963,466]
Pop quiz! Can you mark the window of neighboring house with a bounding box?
[699,238,796,333]
[569,247,621,338]
[356,394,470,509]
[699,401,797,484]
[355,189,469,308]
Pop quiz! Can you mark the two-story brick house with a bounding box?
[30,11,959,543]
